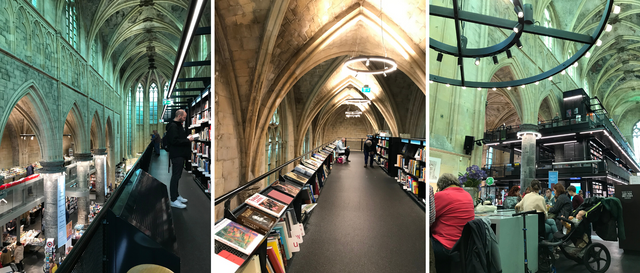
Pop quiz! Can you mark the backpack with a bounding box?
[162,130,170,151]
[365,139,373,147]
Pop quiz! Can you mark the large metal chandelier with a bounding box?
[344,0,397,76]
[429,0,616,89]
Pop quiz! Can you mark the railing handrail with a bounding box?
[57,141,155,273]
[214,139,338,206]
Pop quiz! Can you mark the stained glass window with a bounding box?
[149,83,158,124]
[65,0,77,48]
[136,83,144,125]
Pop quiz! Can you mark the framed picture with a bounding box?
[429,157,441,183]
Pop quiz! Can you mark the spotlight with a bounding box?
[514,6,524,18]
[446,84,450,87]
[462,86,466,89]
[30,136,33,140]
[606,24,613,32]
[507,87,511,90]
[475,57,480,66]
[506,50,512,59]
[516,40,523,49]
[521,85,525,88]
[366,59,370,66]
[535,81,539,85]
[561,70,566,75]
[614,5,621,14]
[492,88,497,91]
[513,23,520,33]
[586,52,591,58]
[477,88,481,90]
[573,62,578,67]
[549,76,553,81]
[596,39,602,46]
[429,80,434,84]
[437,53,443,62]
[493,56,499,65]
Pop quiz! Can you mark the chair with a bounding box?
[449,219,501,273]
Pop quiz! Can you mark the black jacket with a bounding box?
[26,165,34,176]
[363,138,375,153]
[450,218,502,273]
[166,120,191,159]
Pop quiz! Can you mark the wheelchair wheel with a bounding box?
[560,245,582,263]
[583,243,611,273]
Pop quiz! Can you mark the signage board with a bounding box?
[486,177,494,186]
[549,171,558,188]
[163,99,173,106]
[57,175,66,247]
[362,85,371,93]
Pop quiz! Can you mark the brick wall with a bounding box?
[323,115,371,145]
[0,130,13,169]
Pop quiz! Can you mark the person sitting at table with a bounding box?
[431,173,475,273]
[549,183,572,230]
[544,188,555,206]
[515,180,559,252]
[503,186,521,209]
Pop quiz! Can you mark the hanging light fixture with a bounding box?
[344,0,397,75]
[345,98,371,105]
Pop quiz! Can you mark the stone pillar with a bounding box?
[75,153,92,226]
[519,124,540,195]
[94,149,107,204]
[40,161,66,253]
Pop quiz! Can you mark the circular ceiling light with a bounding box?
[345,99,371,105]
[344,57,398,75]
[345,110,363,115]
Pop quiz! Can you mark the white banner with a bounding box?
[57,175,66,248]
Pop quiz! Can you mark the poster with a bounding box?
[57,175,66,248]
[45,238,55,253]
[66,221,73,241]
[104,157,108,197]
[429,157,441,183]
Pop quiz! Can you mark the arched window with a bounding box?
[31,0,37,9]
[266,108,282,184]
[543,8,552,50]
[201,36,208,60]
[136,83,144,125]
[149,83,158,124]
[127,91,132,155]
[634,122,640,163]
[486,147,494,166]
[65,0,77,48]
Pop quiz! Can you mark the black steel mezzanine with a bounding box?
[429,0,613,88]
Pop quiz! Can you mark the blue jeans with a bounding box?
[153,142,160,154]
[364,152,374,166]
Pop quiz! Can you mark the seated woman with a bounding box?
[431,173,475,273]
[503,186,521,209]
[515,180,558,246]
[549,183,572,231]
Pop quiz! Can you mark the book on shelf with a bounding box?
[214,218,265,255]
[285,209,304,243]
[266,247,284,273]
[303,159,321,168]
[267,238,286,272]
[271,180,302,197]
[236,254,261,273]
[236,206,277,235]
[264,188,294,205]
[294,165,315,177]
[284,172,308,185]
[245,193,287,218]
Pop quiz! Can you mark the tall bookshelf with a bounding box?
[187,86,211,196]
[375,137,426,210]
[374,137,404,176]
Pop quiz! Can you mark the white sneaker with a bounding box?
[177,196,188,203]
[170,200,186,209]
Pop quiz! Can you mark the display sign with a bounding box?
[66,221,73,241]
[45,238,55,252]
[548,171,558,187]
[104,158,108,197]
[486,177,494,186]
[622,191,633,199]
[362,85,371,93]
[57,175,66,247]
[163,99,173,106]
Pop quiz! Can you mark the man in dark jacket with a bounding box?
[25,163,36,176]
[166,109,194,209]
[363,137,375,168]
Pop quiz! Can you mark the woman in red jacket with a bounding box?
[431,173,475,273]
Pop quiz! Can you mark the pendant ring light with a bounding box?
[345,98,372,105]
[429,0,616,88]
[344,0,397,76]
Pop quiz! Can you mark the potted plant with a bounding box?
[458,165,487,200]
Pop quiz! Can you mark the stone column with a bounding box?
[75,153,92,226]
[94,149,107,204]
[519,124,540,195]
[40,161,66,253]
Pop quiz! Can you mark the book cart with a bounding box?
[214,141,338,273]
[375,137,426,211]
[186,86,212,197]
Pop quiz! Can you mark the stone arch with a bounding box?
[62,102,88,153]
[537,92,562,123]
[105,117,115,186]
[0,80,59,162]
[90,111,104,150]
[15,7,31,61]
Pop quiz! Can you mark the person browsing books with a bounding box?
[166,109,194,209]
[336,138,350,163]
[363,136,375,168]
[431,173,475,273]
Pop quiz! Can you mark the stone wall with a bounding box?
[322,115,372,145]
[0,130,13,169]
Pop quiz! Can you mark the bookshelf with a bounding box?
[214,142,337,273]
[186,86,211,197]
[374,137,404,176]
[394,139,427,210]
[591,181,604,197]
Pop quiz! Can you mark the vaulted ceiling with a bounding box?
[78,0,210,90]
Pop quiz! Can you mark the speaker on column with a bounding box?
[463,136,474,155]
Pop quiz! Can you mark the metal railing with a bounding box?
[344,138,367,151]
[57,141,155,273]
[214,139,338,208]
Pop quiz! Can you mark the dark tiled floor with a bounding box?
[147,150,211,273]
[287,155,426,273]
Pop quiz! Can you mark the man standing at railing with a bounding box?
[166,109,194,209]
